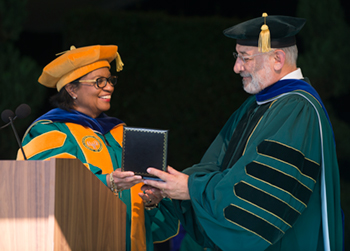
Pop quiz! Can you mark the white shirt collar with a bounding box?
[280,68,304,80]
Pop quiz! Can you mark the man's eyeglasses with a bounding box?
[76,76,117,89]
[233,51,273,64]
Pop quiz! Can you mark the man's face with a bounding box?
[233,45,274,94]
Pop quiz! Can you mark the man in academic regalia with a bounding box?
[143,13,343,251]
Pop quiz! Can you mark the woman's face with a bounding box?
[68,67,114,118]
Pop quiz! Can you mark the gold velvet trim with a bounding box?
[17,130,67,160]
[130,183,146,251]
[109,124,125,147]
[65,122,113,174]
[44,152,76,160]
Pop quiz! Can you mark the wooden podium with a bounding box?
[0,158,126,251]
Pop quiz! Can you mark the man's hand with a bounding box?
[143,166,190,200]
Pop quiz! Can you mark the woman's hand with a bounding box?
[108,168,143,191]
[139,185,164,207]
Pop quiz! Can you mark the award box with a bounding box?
[121,126,168,180]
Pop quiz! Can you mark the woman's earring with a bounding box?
[73,96,77,100]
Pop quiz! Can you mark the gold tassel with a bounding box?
[55,45,76,56]
[258,13,271,53]
[115,52,124,72]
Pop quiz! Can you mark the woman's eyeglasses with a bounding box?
[76,76,117,89]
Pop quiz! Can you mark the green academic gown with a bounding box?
[173,80,343,251]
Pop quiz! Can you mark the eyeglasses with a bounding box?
[233,51,273,64]
[76,76,117,89]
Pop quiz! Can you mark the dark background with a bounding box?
[1,0,349,249]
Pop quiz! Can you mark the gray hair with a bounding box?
[279,45,298,66]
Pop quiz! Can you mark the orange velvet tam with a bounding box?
[38,45,124,91]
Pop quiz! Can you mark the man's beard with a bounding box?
[240,61,273,94]
[241,73,262,94]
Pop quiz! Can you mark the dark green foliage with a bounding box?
[0,0,46,160]
[0,0,27,42]
[63,10,248,168]
[297,0,350,98]
[0,43,46,159]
